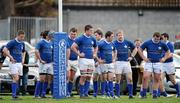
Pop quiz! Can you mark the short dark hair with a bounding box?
[134,38,142,43]
[17,30,25,36]
[40,32,44,37]
[94,29,103,37]
[105,31,113,38]
[70,27,77,32]
[153,32,161,37]
[42,30,49,39]
[84,25,93,31]
[161,33,169,40]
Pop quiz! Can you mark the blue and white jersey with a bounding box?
[98,40,116,64]
[140,39,169,62]
[97,39,104,58]
[67,37,78,60]
[6,39,25,63]
[74,34,97,59]
[113,39,135,61]
[36,39,53,63]
[163,41,174,63]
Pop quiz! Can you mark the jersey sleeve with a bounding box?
[128,40,135,50]
[112,43,116,51]
[35,41,42,50]
[168,42,174,53]
[140,41,148,50]
[162,42,169,52]
[22,42,25,52]
[6,40,14,50]
[93,37,97,48]
[66,42,70,49]
[74,36,81,46]
[98,41,103,51]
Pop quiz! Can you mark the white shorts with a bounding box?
[78,58,95,75]
[94,64,102,75]
[162,62,175,74]
[68,60,79,71]
[39,63,53,75]
[115,61,132,74]
[9,62,23,76]
[144,62,162,73]
[100,63,115,73]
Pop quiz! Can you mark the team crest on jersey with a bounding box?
[158,46,162,50]
[111,46,114,50]
[21,45,23,50]
[91,41,94,45]
[124,45,127,48]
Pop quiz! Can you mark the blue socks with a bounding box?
[127,84,133,96]
[42,82,48,97]
[108,81,114,97]
[115,83,120,97]
[50,82,53,95]
[84,81,90,96]
[141,88,147,97]
[79,84,84,97]
[153,90,157,97]
[67,81,73,95]
[93,81,98,96]
[101,81,105,95]
[175,83,180,96]
[34,81,43,97]
[12,82,17,97]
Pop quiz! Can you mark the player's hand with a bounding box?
[143,58,150,62]
[40,60,46,64]
[127,57,133,61]
[160,57,165,63]
[93,54,97,59]
[98,59,104,64]
[95,62,99,67]
[79,52,85,58]
[10,57,16,63]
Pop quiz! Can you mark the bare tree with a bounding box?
[0,0,15,19]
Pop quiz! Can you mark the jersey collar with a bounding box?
[42,39,50,43]
[83,33,91,38]
[152,39,160,44]
[104,39,111,44]
[15,38,23,43]
[117,39,124,43]
[68,36,75,40]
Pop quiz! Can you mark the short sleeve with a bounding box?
[35,41,42,50]
[74,37,81,46]
[140,41,148,50]
[6,40,14,50]
[66,42,70,49]
[22,42,25,52]
[168,42,174,53]
[128,40,135,50]
[93,37,97,48]
[162,42,169,52]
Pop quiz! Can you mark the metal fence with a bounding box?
[0,17,57,46]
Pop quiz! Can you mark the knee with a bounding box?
[154,76,160,82]
[116,80,121,84]
[127,78,133,84]
[143,75,149,80]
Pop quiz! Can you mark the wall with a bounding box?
[63,9,180,42]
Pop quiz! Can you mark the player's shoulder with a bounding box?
[143,39,152,44]
[112,40,118,44]
[124,39,133,44]
[167,41,174,46]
